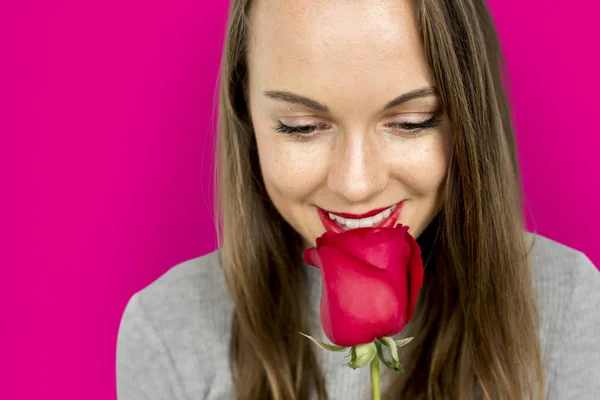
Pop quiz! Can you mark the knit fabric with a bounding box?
[116,232,600,399]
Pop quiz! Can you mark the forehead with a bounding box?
[247,0,434,114]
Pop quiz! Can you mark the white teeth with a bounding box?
[346,219,360,229]
[327,204,397,229]
[359,216,374,227]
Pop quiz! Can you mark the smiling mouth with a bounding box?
[317,201,405,233]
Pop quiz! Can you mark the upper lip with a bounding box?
[320,202,400,219]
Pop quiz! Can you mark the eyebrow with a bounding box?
[263,87,438,113]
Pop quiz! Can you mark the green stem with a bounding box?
[370,354,381,400]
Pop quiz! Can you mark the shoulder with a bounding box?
[525,231,599,299]
[525,230,587,266]
[524,232,600,399]
[129,248,232,332]
[117,248,234,400]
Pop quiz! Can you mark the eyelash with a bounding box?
[273,116,440,141]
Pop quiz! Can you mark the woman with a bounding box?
[116,0,600,399]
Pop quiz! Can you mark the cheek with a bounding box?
[255,133,328,201]
[387,137,449,196]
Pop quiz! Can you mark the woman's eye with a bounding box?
[273,122,327,141]
[274,123,319,135]
[386,116,440,137]
[272,115,440,141]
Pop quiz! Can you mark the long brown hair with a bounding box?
[213,1,546,399]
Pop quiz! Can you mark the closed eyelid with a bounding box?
[389,114,436,123]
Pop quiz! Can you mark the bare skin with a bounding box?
[246,0,451,248]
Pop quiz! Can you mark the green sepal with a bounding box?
[298,332,347,352]
[378,337,400,364]
[375,340,405,373]
[394,337,414,347]
[345,342,377,370]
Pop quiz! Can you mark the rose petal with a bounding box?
[303,247,322,269]
[317,246,408,345]
[317,226,412,271]
[307,224,425,346]
[406,229,424,322]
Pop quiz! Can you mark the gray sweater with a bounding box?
[116,233,600,399]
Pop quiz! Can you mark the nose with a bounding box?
[327,132,389,204]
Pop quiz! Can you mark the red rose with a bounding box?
[303,225,424,347]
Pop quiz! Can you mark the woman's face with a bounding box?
[246,0,451,248]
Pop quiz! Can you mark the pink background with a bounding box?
[8,0,599,399]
